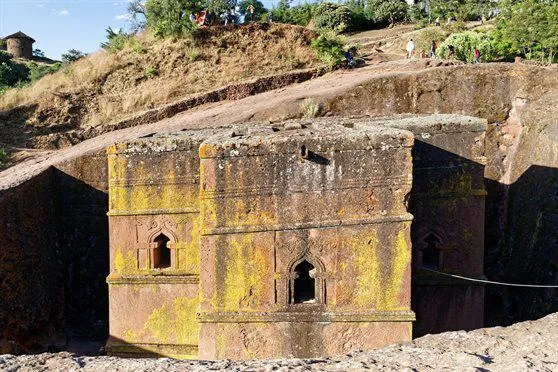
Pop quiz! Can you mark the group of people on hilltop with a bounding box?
[406,38,481,63]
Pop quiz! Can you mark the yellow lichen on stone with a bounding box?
[351,226,410,310]
[176,217,200,274]
[144,297,200,345]
[173,297,200,345]
[122,329,138,343]
[109,156,199,213]
[383,227,412,310]
[114,247,138,275]
[144,304,173,342]
[220,234,271,312]
[354,231,382,308]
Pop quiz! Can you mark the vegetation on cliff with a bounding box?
[0,23,319,150]
[0,52,61,94]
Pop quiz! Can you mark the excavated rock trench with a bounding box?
[1,312,557,370]
[0,61,557,362]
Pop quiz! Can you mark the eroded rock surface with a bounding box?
[1,312,556,371]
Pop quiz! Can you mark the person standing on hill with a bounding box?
[406,39,415,59]
[474,47,481,64]
[429,40,437,58]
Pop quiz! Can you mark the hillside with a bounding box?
[0,23,319,156]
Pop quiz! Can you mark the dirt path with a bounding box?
[0,59,450,190]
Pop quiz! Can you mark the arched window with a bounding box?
[292,260,316,304]
[422,233,442,269]
[153,233,171,269]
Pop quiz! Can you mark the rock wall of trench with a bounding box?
[0,152,109,354]
[0,63,557,354]
[327,63,558,326]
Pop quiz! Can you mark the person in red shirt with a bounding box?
[474,47,481,64]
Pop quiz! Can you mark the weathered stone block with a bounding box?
[198,121,415,359]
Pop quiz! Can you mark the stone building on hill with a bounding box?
[2,31,35,59]
[105,115,487,360]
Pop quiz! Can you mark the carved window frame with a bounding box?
[147,228,178,270]
[286,255,326,306]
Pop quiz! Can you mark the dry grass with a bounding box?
[0,23,319,133]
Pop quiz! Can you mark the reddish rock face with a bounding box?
[365,115,487,336]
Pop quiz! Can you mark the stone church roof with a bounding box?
[3,31,35,43]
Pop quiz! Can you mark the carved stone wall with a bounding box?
[105,130,220,359]
[368,115,487,336]
[198,122,415,359]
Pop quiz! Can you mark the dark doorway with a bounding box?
[293,260,316,304]
[153,234,171,269]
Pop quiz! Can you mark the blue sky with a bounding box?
[1,0,137,59]
[0,0,281,60]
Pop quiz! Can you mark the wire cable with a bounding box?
[421,267,558,288]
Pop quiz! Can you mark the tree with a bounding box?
[145,0,202,37]
[313,2,353,32]
[366,0,408,25]
[61,49,87,64]
[32,49,46,58]
[271,1,316,26]
[492,0,558,62]
[127,0,147,32]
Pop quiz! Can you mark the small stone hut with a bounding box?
[4,31,35,59]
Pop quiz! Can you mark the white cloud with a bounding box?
[115,14,132,20]
[37,4,45,8]
[58,9,70,16]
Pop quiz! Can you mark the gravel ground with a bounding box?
[1,312,556,371]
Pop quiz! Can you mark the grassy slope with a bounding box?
[0,23,319,150]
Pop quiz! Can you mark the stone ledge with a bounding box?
[105,339,198,359]
[197,310,416,323]
[106,275,199,285]
[107,207,200,216]
[201,213,414,236]
[412,189,488,199]
[200,177,412,200]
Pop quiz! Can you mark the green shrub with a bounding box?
[0,51,29,88]
[101,27,132,53]
[145,66,158,78]
[313,2,353,33]
[438,31,493,62]
[300,98,321,118]
[311,31,346,69]
[186,47,201,62]
[28,62,62,82]
[146,0,201,38]
[130,38,147,54]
